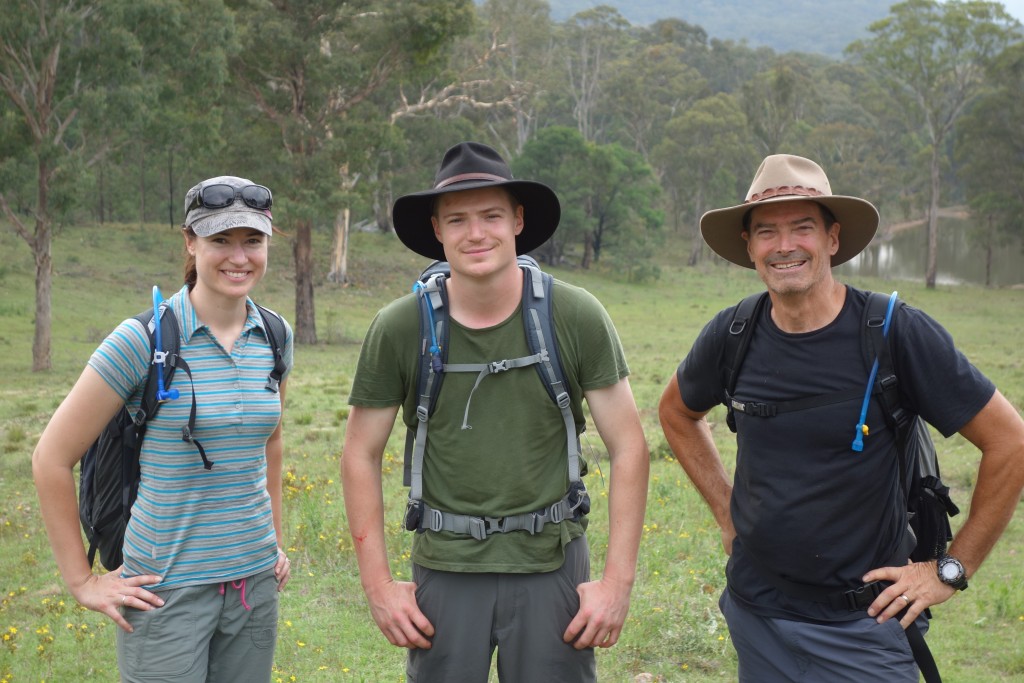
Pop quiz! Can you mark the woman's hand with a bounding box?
[70,566,164,633]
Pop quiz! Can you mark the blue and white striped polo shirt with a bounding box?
[87,285,293,588]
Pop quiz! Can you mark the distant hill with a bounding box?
[541,0,894,58]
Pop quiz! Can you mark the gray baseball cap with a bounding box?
[183,175,273,237]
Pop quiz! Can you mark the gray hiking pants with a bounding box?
[116,568,278,683]
[720,588,922,682]
[407,535,596,683]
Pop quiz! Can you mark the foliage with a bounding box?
[514,127,663,271]
[2,0,1023,366]
[955,41,1024,254]
[846,0,1022,287]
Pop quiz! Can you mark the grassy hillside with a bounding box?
[1,220,1023,681]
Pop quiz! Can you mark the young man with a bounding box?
[658,154,1024,682]
[342,142,649,682]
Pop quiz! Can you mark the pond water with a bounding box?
[837,220,1024,287]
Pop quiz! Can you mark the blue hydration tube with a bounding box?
[852,290,898,451]
[152,285,180,402]
[413,281,444,374]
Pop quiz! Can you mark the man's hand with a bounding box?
[364,578,435,649]
[863,561,956,629]
[562,576,633,649]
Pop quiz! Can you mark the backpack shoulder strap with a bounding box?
[723,292,769,433]
[403,265,451,493]
[519,258,580,483]
[255,303,288,393]
[143,302,213,470]
[860,290,919,489]
[861,291,912,432]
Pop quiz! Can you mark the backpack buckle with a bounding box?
[468,516,505,541]
[489,360,509,373]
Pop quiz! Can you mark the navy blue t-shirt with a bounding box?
[677,286,994,622]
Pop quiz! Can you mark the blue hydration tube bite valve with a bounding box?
[852,290,899,452]
[152,285,180,403]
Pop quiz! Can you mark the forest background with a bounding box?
[2,0,1024,681]
[2,0,1024,372]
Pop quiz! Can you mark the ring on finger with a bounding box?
[899,594,910,604]
[121,594,127,606]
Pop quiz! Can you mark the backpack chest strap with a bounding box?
[445,352,548,430]
[727,387,863,419]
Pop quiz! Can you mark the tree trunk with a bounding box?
[139,142,147,228]
[985,214,993,288]
[327,207,349,284]
[688,185,705,266]
[925,149,940,289]
[581,231,594,269]
[33,160,53,371]
[167,149,176,229]
[98,162,106,224]
[293,218,317,344]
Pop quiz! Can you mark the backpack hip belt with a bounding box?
[412,482,590,541]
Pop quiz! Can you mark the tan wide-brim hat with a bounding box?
[700,154,879,268]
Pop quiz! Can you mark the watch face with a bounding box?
[940,562,960,580]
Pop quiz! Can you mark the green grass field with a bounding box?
[1,221,1022,682]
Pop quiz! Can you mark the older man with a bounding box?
[659,154,1024,682]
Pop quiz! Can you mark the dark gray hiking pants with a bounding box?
[407,535,596,683]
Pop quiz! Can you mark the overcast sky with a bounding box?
[998,0,1024,22]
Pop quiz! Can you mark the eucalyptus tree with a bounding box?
[515,125,662,272]
[228,0,475,343]
[558,5,632,142]
[653,93,755,266]
[0,0,214,370]
[604,43,708,162]
[847,0,1022,288]
[955,41,1024,284]
[740,57,824,156]
[513,125,591,265]
[476,0,556,154]
[581,141,663,271]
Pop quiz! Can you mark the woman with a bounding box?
[32,175,293,682]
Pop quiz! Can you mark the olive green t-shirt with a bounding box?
[349,278,629,573]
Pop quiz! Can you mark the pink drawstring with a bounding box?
[218,577,251,611]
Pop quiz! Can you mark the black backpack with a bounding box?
[78,301,288,571]
[721,290,959,564]
[401,255,589,538]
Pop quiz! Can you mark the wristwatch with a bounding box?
[936,554,969,591]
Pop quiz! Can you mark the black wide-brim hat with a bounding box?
[392,142,561,261]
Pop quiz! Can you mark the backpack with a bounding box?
[78,299,288,571]
[401,255,589,540]
[721,290,959,565]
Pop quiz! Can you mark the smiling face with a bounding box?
[185,226,268,303]
[431,185,524,282]
[742,200,840,297]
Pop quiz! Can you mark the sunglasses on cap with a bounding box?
[187,184,273,213]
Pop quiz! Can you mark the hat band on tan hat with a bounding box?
[699,154,879,269]
[747,185,824,203]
